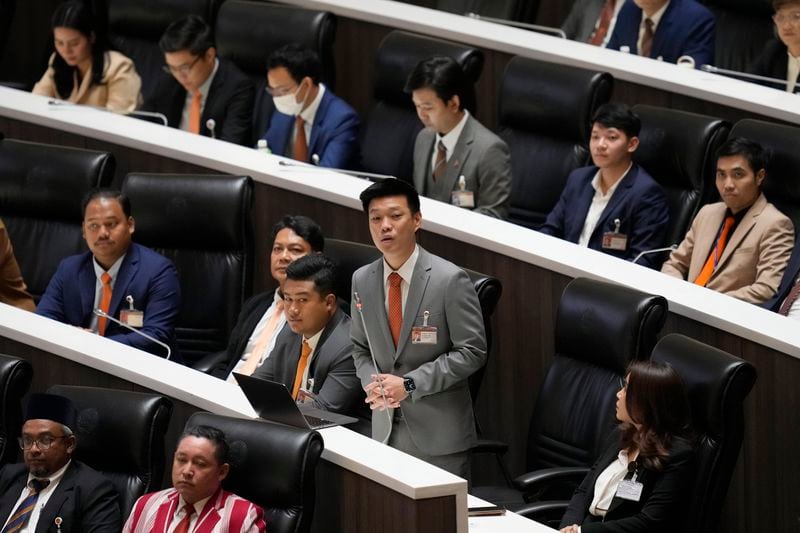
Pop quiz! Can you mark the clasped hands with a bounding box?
[364,373,407,410]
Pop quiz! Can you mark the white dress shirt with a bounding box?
[89,253,126,333]
[228,291,285,379]
[1,460,71,533]
[786,52,800,93]
[589,449,637,517]
[429,110,470,172]
[166,495,212,533]
[382,244,420,314]
[179,58,219,131]
[637,1,669,56]
[577,164,631,247]
[290,84,326,158]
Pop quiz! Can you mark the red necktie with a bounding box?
[174,503,195,533]
[694,216,735,287]
[589,0,615,46]
[98,272,112,336]
[640,18,654,57]
[294,116,308,163]
[388,273,403,347]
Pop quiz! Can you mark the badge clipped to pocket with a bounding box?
[602,218,628,251]
[616,477,644,502]
[119,295,144,328]
[411,310,438,344]
[451,175,475,209]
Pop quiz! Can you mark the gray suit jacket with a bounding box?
[412,114,511,220]
[562,0,606,42]
[253,308,369,426]
[350,246,487,456]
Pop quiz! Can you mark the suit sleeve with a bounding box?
[539,175,575,238]
[312,341,364,415]
[243,503,267,533]
[405,268,487,400]
[35,258,70,321]
[107,259,180,355]
[681,8,715,68]
[474,138,512,220]
[661,211,700,279]
[103,55,142,114]
[625,182,670,269]
[561,0,586,41]
[316,105,361,170]
[724,215,795,304]
[80,477,123,533]
[220,76,255,146]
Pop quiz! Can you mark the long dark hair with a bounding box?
[51,1,109,98]
[619,361,692,471]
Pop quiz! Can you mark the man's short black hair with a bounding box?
[591,103,641,138]
[267,44,322,85]
[404,56,467,110]
[180,425,229,465]
[716,137,767,175]
[159,15,214,56]
[359,178,421,214]
[270,215,324,252]
[81,189,131,218]
[285,254,336,297]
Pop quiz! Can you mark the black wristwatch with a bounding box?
[403,377,416,394]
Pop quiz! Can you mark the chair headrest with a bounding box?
[121,174,252,250]
[555,278,667,373]
[498,56,613,142]
[108,0,216,41]
[373,30,484,106]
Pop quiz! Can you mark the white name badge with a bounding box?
[602,232,628,251]
[411,326,437,344]
[615,479,644,502]
[451,190,475,208]
[120,309,144,328]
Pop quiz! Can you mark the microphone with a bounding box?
[278,160,396,181]
[465,12,566,38]
[47,100,169,125]
[701,64,790,87]
[633,244,677,265]
[353,291,393,444]
[206,119,216,139]
[93,308,172,360]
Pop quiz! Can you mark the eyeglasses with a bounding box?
[18,435,67,451]
[162,55,202,76]
[265,84,299,97]
[773,11,800,25]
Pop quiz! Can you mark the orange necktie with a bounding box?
[292,340,312,399]
[98,272,112,336]
[174,504,195,533]
[694,216,735,287]
[294,116,308,163]
[189,91,202,134]
[640,18,654,57]
[388,272,403,347]
[239,300,285,376]
[589,0,615,46]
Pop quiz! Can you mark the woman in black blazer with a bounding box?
[559,361,695,533]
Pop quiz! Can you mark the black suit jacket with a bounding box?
[142,58,255,145]
[748,39,800,93]
[0,461,121,533]
[764,234,800,312]
[252,307,370,430]
[560,431,695,533]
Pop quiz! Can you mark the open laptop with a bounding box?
[234,373,358,430]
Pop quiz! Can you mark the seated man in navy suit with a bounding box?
[539,103,669,269]
[606,0,715,67]
[37,189,180,357]
[260,44,360,169]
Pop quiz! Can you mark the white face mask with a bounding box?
[273,82,306,116]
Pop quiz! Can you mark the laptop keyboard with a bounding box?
[303,413,334,428]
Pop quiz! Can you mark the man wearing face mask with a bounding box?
[259,44,360,169]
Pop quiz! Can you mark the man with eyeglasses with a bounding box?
[142,15,254,146]
[257,44,360,169]
[0,393,121,532]
[748,0,800,93]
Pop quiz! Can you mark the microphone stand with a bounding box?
[93,309,172,360]
[633,244,677,265]
[47,100,169,126]
[701,65,791,87]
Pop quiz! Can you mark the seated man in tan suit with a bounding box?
[661,137,794,304]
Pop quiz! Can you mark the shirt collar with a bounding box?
[299,83,325,126]
[28,459,71,486]
[178,494,212,518]
[644,1,670,30]
[93,253,126,281]
[303,327,325,351]
[382,244,419,286]
[196,58,219,100]
[590,163,632,198]
[436,110,470,158]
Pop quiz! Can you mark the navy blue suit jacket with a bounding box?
[36,242,180,357]
[539,163,670,269]
[606,0,715,67]
[763,234,800,312]
[262,88,360,169]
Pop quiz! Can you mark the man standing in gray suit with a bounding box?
[351,178,487,478]
[562,0,624,45]
[407,56,511,220]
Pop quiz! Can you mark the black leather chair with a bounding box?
[651,333,757,533]
[632,104,730,249]
[728,118,800,230]
[0,354,32,466]
[472,277,667,516]
[47,384,173,518]
[186,411,323,533]
[360,30,484,182]
[0,138,115,300]
[121,173,254,364]
[214,0,337,147]
[107,0,222,105]
[497,56,612,229]
[702,0,774,71]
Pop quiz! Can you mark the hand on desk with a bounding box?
[364,373,407,410]
[560,525,579,533]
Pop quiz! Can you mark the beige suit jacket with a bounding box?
[661,193,794,304]
[33,50,141,113]
[0,219,34,312]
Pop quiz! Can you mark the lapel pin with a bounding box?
[55,517,62,531]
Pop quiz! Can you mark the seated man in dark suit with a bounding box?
[748,0,800,93]
[539,103,669,269]
[606,0,715,67]
[142,15,254,146]
[763,233,800,316]
[252,254,369,432]
[211,215,323,380]
[37,189,180,357]
[260,44,360,169]
[0,393,121,532]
